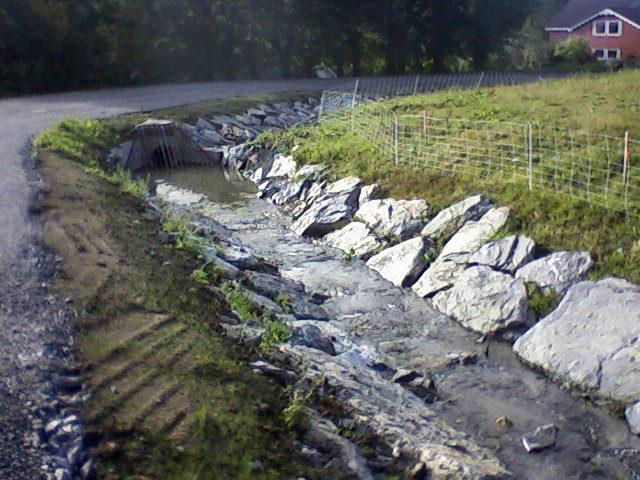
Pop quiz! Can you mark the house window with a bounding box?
[593,19,622,36]
[608,21,621,35]
[593,48,620,60]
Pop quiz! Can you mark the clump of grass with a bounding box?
[282,390,307,429]
[342,248,356,262]
[191,265,210,285]
[34,119,150,197]
[525,282,561,320]
[259,319,292,355]
[160,210,207,256]
[221,282,262,323]
[275,292,292,314]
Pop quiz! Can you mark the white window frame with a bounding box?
[593,19,622,36]
[593,48,621,60]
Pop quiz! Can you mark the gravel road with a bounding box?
[0,78,342,479]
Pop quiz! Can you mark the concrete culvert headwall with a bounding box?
[119,119,221,172]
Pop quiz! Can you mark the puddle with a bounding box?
[139,166,256,204]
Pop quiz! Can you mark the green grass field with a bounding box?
[262,71,640,283]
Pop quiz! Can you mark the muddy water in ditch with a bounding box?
[140,166,257,204]
[157,169,640,480]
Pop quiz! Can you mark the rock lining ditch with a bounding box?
[106,98,640,478]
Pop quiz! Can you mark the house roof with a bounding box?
[545,0,640,30]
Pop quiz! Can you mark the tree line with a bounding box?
[0,0,561,94]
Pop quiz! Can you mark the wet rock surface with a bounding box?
[155,174,640,479]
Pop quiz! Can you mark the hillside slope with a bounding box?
[264,71,640,283]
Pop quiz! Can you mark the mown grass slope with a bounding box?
[262,71,640,283]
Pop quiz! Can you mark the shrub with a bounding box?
[553,37,591,64]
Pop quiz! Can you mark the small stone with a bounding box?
[110,385,118,395]
[391,368,421,384]
[495,416,513,428]
[522,424,557,452]
[80,459,95,480]
[408,462,428,479]
[45,419,62,434]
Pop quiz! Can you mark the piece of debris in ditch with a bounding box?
[249,360,297,384]
[495,416,513,429]
[522,424,557,453]
[391,368,437,402]
[407,461,428,479]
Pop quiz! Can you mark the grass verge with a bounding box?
[33,93,327,480]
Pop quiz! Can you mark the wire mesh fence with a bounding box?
[319,87,639,215]
[329,71,569,100]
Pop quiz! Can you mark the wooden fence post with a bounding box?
[394,114,399,166]
[623,130,630,184]
[527,122,533,190]
[422,110,428,138]
[624,130,630,213]
[350,79,360,131]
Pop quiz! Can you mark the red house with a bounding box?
[545,0,640,61]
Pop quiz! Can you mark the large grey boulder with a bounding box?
[513,278,640,403]
[290,178,361,237]
[413,207,510,297]
[469,235,535,274]
[366,236,431,288]
[325,222,384,259]
[355,198,429,240]
[266,154,297,179]
[433,266,528,334]
[421,195,491,240]
[515,251,593,294]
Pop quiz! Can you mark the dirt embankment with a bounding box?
[35,151,326,479]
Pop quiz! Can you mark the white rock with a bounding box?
[522,424,557,453]
[358,184,381,205]
[366,237,430,288]
[515,251,593,294]
[325,222,383,259]
[356,198,429,240]
[626,402,640,435]
[433,266,528,334]
[291,186,360,237]
[469,235,535,274]
[295,164,326,180]
[325,176,362,195]
[413,207,510,297]
[266,154,297,179]
[514,278,640,402]
[421,195,491,240]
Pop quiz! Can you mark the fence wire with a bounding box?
[319,84,638,215]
